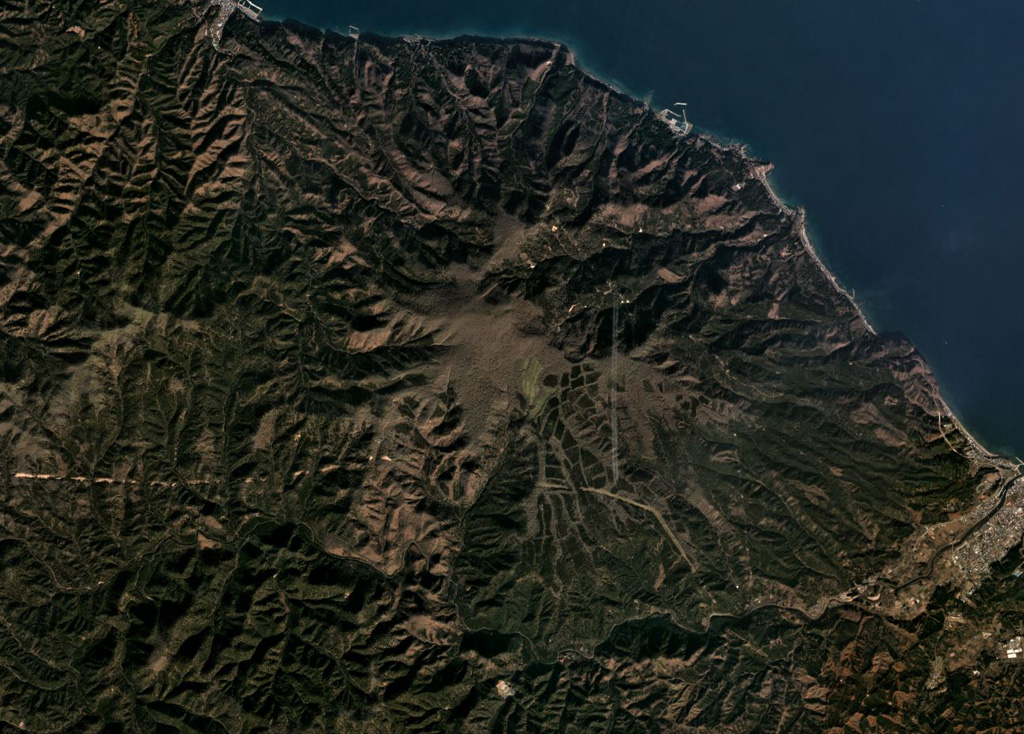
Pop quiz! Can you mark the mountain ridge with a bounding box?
[0,1,1021,730]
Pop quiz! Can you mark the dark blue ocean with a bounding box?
[264,0,1024,457]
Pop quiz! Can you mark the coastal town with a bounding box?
[206,0,262,49]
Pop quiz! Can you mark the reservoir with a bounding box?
[265,0,1024,458]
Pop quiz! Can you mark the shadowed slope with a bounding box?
[0,1,1019,731]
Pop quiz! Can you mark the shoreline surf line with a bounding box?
[748,160,877,336]
[738,151,1002,464]
[246,15,1009,465]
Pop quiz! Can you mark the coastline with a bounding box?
[571,45,1007,466]
[259,11,650,104]
[747,160,877,337]
[251,12,1007,465]
[743,155,1003,464]
[740,157,1003,464]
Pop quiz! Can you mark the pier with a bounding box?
[658,101,693,137]
[209,0,262,49]
[235,0,263,21]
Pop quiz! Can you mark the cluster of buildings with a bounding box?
[1004,636,1024,660]
[208,0,263,49]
